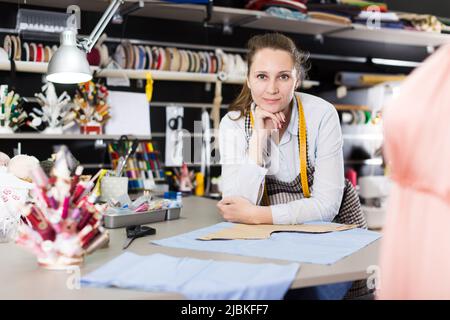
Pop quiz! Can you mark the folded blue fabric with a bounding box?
[81,252,299,300]
[152,222,381,265]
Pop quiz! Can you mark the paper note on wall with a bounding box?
[105,91,151,136]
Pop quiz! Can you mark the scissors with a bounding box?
[117,135,138,158]
[122,225,156,250]
[168,115,183,130]
[115,135,139,176]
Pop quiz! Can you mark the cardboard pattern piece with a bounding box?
[198,223,358,240]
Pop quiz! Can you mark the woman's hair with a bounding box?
[228,33,309,120]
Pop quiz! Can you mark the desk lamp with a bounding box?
[46,0,124,84]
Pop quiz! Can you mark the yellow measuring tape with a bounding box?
[249,94,310,205]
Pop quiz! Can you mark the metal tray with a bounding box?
[103,207,181,229]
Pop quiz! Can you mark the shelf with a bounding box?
[126,3,450,47]
[0,61,319,87]
[0,61,238,84]
[130,3,450,48]
[0,133,152,140]
[1,0,447,48]
[332,23,450,48]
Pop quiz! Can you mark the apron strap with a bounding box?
[296,94,310,198]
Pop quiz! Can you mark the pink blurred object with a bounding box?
[345,168,357,187]
[174,163,194,193]
[378,44,450,299]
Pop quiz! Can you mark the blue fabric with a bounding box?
[152,222,381,265]
[81,252,299,300]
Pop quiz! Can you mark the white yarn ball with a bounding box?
[0,152,10,167]
[7,155,40,182]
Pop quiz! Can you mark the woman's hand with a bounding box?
[217,196,273,224]
[249,105,286,165]
[253,105,286,130]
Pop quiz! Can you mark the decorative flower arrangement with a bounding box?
[0,85,27,133]
[28,82,74,134]
[73,81,110,135]
[15,146,109,269]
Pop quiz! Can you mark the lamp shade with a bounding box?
[46,29,92,84]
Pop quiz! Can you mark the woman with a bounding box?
[217,33,368,299]
[218,33,348,226]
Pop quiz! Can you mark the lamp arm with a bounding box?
[79,0,124,53]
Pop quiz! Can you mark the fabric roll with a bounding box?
[138,45,145,69]
[14,36,21,61]
[22,42,29,62]
[133,45,139,69]
[308,12,352,25]
[145,46,152,70]
[397,13,445,33]
[3,35,12,59]
[98,44,109,67]
[339,0,387,12]
[307,3,362,18]
[162,47,170,71]
[113,44,127,69]
[193,51,201,73]
[187,50,194,72]
[87,47,100,66]
[167,47,176,71]
[199,51,207,73]
[246,0,308,13]
[29,42,36,62]
[335,72,405,87]
[44,45,52,63]
[180,50,189,72]
[125,42,134,69]
[151,46,158,69]
[156,47,162,70]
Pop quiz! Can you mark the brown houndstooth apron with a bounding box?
[245,94,370,299]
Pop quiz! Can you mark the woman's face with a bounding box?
[247,48,299,113]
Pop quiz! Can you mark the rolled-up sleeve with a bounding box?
[270,108,345,224]
[219,114,268,205]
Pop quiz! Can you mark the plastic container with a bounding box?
[100,176,129,202]
[16,9,70,33]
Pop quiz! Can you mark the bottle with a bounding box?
[195,172,204,196]
[176,192,182,208]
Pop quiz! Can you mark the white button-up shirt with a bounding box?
[219,92,345,224]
